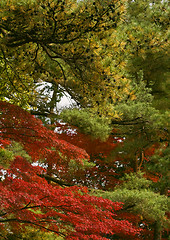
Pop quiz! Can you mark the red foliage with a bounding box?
[0,156,140,239]
[144,143,159,159]
[54,123,165,190]
[54,122,118,156]
[0,138,11,148]
[54,122,124,189]
[144,172,160,183]
[0,101,89,166]
[0,101,141,239]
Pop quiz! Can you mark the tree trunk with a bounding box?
[153,221,162,240]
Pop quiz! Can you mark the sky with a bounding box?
[57,92,76,111]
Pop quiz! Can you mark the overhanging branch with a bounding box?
[38,174,74,187]
[111,117,150,126]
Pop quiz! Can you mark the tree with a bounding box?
[52,120,122,189]
[54,2,170,238]
[0,0,127,117]
[0,0,169,239]
[93,172,169,240]
[86,2,170,238]
[0,101,141,239]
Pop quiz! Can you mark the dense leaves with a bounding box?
[94,172,169,240]
[0,102,141,239]
[0,101,89,164]
[0,0,127,117]
[0,0,169,239]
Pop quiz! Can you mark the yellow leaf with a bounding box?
[10,5,15,10]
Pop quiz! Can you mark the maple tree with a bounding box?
[52,120,121,189]
[48,120,169,240]
[0,0,169,239]
[1,102,168,240]
[0,101,141,239]
[1,156,140,240]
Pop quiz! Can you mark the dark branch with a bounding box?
[38,174,74,187]
[111,117,150,126]
[0,218,66,237]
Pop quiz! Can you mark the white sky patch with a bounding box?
[57,93,77,111]
[35,82,77,112]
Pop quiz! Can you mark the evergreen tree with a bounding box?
[0,1,169,239]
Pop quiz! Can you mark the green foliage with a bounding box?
[0,0,169,238]
[101,0,170,132]
[93,172,169,224]
[6,226,58,240]
[68,158,95,173]
[0,148,14,168]
[108,189,169,223]
[0,49,37,109]
[113,81,169,132]
[123,0,169,86]
[114,82,154,118]
[6,141,32,162]
[0,0,124,116]
[147,145,170,194]
[60,108,111,141]
[119,172,152,190]
[0,141,31,169]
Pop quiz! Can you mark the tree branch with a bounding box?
[111,117,150,125]
[0,218,66,237]
[38,174,74,187]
